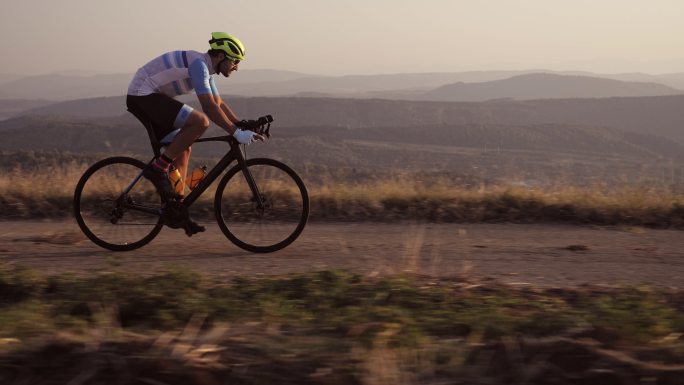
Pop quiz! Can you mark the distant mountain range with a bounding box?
[2,69,683,102]
[602,72,684,89]
[0,99,54,120]
[0,73,24,85]
[4,93,684,184]
[2,113,682,169]
[419,73,683,102]
[0,70,313,101]
[9,94,684,147]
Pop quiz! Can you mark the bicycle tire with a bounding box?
[73,156,163,251]
[214,158,309,253]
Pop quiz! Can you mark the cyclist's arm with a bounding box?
[210,78,240,125]
[197,94,264,143]
[196,94,238,134]
[220,100,241,125]
[189,61,238,134]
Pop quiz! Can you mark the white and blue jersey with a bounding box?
[127,50,220,134]
[128,50,219,97]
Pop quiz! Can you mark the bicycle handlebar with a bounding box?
[238,115,274,138]
[194,114,274,144]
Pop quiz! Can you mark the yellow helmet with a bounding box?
[209,32,245,61]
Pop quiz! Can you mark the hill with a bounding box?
[0,73,133,101]
[18,96,128,118]
[6,93,684,188]
[3,113,681,160]
[605,72,684,90]
[0,99,54,120]
[0,70,537,101]
[16,94,684,146]
[0,73,24,86]
[2,109,683,188]
[5,70,684,102]
[421,73,684,102]
[221,71,539,97]
[0,70,315,101]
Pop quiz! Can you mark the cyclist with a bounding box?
[126,32,264,236]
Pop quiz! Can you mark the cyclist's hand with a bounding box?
[233,128,265,145]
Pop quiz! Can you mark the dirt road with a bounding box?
[1,220,682,287]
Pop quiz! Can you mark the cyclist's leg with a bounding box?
[127,94,188,200]
[162,111,208,161]
[127,94,186,145]
[163,111,209,187]
[128,95,207,235]
[173,147,192,192]
[163,111,210,235]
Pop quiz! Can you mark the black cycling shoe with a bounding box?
[143,166,176,202]
[184,219,206,237]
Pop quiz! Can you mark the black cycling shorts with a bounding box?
[126,94,194,140]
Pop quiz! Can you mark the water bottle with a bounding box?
[168,166,185,196]
[188,165,207,190]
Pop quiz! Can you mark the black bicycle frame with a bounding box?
[183,136,263,208]
[122,135,264,214]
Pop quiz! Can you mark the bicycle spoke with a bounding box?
[216,159,309,252]
[74,157,163,251]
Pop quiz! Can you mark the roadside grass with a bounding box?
[1,264,684,384]
[3,158,684,229]
[309,177,684,226]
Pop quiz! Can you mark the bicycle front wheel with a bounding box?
[214,158,309,253]
[73,157,163,251]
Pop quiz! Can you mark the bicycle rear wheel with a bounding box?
[73,157,163,251]
[214,158,309,253]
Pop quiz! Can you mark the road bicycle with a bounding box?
[73,108,309,253]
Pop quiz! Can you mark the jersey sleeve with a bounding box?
[209,77,220,96]
[188,59,213,95]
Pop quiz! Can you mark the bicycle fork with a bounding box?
[237,156,268,212]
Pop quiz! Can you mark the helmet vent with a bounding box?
[227,43,242,56]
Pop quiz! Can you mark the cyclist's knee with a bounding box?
[198,114,210,130]
[185,112,209,132]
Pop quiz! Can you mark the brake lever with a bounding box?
[243,116,273,138]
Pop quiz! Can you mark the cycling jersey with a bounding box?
[127,50,219,97]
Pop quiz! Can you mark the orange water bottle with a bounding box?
[168,166,185,196]
[187,165,207,190]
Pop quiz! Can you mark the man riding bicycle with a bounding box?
[126,32,264,236]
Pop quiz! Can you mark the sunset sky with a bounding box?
[1,0,682,76]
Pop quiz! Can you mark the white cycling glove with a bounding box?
[233,128,256,145]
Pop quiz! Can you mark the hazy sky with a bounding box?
[1,0,683,76]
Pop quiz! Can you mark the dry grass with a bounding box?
[307,175,684,226]
[2,155,684,227]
